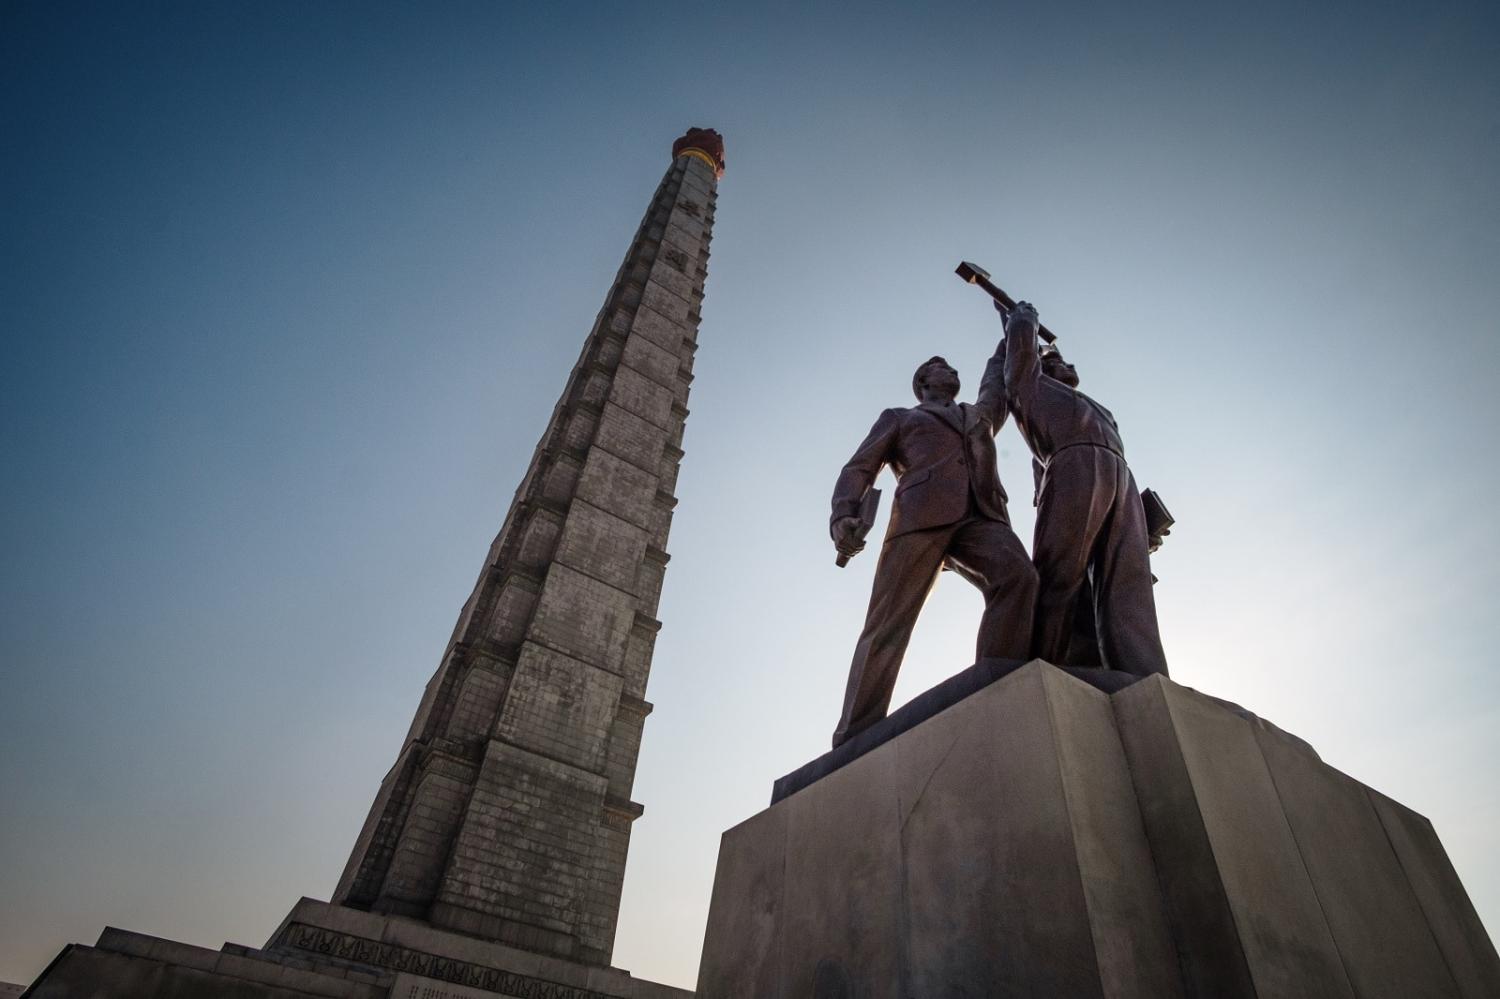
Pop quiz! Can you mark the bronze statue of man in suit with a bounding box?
[1002,301,1169,678]
[829,337,1038,748]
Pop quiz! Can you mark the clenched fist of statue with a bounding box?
[831,515,866,559]
[1001,299,1039,330]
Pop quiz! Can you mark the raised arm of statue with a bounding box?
[831,408,899,534]
[1002,301,1042,416]
[972,335,1009,435]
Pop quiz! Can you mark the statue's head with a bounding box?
[1041,344,1079,388]
[912,356,960,401]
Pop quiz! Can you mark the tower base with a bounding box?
[696,661,1500,998]
[25,898,690,999]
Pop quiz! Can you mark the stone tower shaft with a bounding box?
[333,129,724,967]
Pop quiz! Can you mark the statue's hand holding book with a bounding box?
[833,488,882,567]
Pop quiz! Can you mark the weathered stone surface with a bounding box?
[632,553,668,618]
[897,667,1108,997]
[435,740,607,948]
[663,205,706,243]
[541,452,583,505]
[1369,791,1500,999]
[478,572,542,647]
[1040,668,1183,998]
[626,303,693,354]
[555,500,649,595]
[678,166,716,201]
[1254,724,1457,998]
[446,663,509,744]
[697,807,787,995]
[1114,676,1354,998]
[602,702,648,801]
[780,741,905,993]
[25,928,381,999]
[593,400,669,474]
[20,897,695,998]
[267,899,693,999]
[575,447,660,532]
[640,280,694,327]
[617,624,658,700]
[607,362,677,432]
[495,642,623,771]
[642,254,698,306]
[660,222,703,259]
[378,765,474,906]
[527,562,636,674]
[697,662,1181,998]
[619,331,681,390]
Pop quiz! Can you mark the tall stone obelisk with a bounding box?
[333,127,723,966]
[22,130,717,998]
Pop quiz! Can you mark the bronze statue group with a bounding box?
[830,299,1167,748]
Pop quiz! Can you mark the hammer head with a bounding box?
[955,260,990,284]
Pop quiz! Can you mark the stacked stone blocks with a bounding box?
[333,150,718,967]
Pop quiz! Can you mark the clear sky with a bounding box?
[3,0,1497,989]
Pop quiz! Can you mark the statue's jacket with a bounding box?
[1003,320,1128,490]
[832,347,1013,541]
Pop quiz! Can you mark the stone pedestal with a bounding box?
[696,662,1500,998]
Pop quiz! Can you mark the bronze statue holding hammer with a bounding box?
[957,262,1169,677]
[999,299,1169,678]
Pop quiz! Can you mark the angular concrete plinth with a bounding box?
[26,898,691,999]
[696,662,1500,999]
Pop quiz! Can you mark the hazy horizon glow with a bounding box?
[3,1,1498,988]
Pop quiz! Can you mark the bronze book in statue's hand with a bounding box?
[835,488,883,567]
[1141,488,1175,554]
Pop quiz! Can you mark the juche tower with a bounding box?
[333,127,725,966]
[23,129,721,998]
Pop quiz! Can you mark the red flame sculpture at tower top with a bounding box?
[672,127,726,178]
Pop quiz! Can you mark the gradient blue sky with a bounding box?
[3,1,1498,989]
